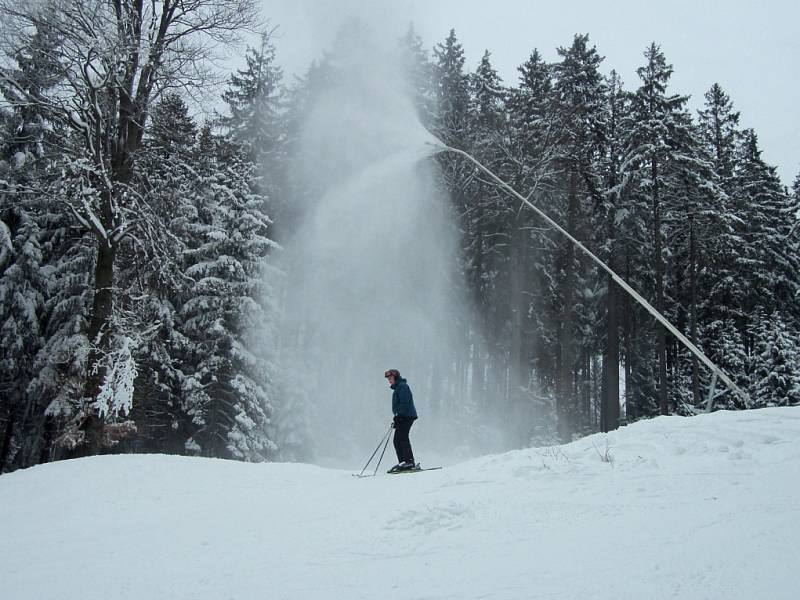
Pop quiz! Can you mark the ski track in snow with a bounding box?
[1,407,799,600]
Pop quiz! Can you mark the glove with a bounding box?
[390,420,396,429]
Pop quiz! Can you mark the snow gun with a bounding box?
[424,139,751,409]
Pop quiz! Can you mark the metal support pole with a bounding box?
[704,373,719,413]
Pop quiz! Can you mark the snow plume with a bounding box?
[272,20,498,467]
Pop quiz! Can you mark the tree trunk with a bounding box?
[602,182,621,432]
[689,214,700,406]
[38,415,57,465]
[582,350,591,431]
[602,278,621,432]
[623,251,636,421]
[471,210,485,407]
[509,213,528,444]
[80,218,117,456]
[557,172,578,442]
[652,159,668,415]
[593,355,601,428]
[471,331,484,408]
[0,404,16,473]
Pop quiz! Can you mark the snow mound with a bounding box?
[1,407,798,600]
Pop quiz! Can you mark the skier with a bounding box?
[384,369,418,472]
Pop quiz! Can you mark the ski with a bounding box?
[353,466,443,477]
[387,466,442,475]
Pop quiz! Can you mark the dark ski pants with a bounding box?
[393,416,416,464]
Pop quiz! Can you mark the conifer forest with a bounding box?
[1,0,798,473]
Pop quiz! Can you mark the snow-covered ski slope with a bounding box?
[2,408,798,600]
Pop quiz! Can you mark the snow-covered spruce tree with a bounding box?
[398,24,437,131]
[24,219,94,465]
[0,204,47,471]
[732,131,799,331]
[0,0,260,457]
[505,50,561,423]
[220,31,283,156]
[691,84,776,407]
[0,176,47,472]
[621,43,693,417]
[0,19,79,470]
[148,94,199,161]
[507,49,559,196]
[698,84,740,188]
[178,127,278,461]
[596,69,628,429]
[215,39,286,459]
[635,79,731,413]
[700,318,749,409]
[464,51,521,431]
[550,34,607,438]
[666,129,730,411]
[219,29,285,223]
[464,50,505,350]
[791,172,800,271]
[749,310,800,407]
[429,29,472,417]
[432,29,471,243]
[469,51,506,137]
[16,115,95,465]
[433,29,471,149]
[0,9,62,165]
[696,85,748,329]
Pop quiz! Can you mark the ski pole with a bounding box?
[358,425,393,477]
[373,425,393,476]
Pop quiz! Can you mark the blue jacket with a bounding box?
[391,378,418,418]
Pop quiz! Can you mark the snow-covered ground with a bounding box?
[2,408,799,600]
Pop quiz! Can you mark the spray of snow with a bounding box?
[273,22,502,467]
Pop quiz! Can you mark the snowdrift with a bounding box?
[2,408,799,600]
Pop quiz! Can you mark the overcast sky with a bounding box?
[258,0,799,184]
